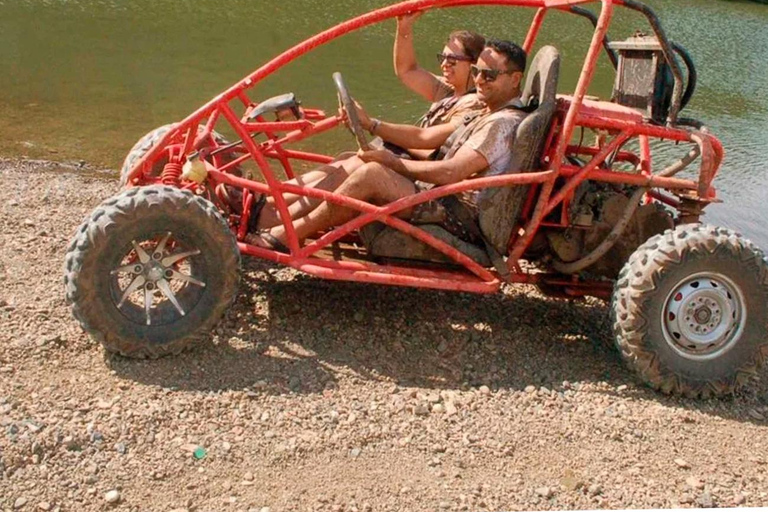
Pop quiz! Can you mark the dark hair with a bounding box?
[485,39,527,73]
[448,30,486,62]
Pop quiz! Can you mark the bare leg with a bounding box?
[257,155,366,229]
[268,162,418,243]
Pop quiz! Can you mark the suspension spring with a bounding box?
[160,162,183,185]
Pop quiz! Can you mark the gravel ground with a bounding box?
[1,158,767,512]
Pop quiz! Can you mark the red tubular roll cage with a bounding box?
[123,0,723,298]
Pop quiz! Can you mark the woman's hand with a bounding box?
[396,11,423,32]
[340,100,373,131]
[352,100,373,132]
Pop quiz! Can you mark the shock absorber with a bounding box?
[160,161,183,185]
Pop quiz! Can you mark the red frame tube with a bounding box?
[120,0,723,297]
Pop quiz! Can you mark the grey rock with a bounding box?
[696,492,714,508]
[414,403,430,416]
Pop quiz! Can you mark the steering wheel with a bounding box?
[333,72,370,151]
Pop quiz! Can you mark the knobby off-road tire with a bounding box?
[64,186,240,358]
[611,224,768,397]
[119,125,237,187]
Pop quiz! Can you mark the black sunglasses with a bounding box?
[436,52,473,66]
[470,64,517,82]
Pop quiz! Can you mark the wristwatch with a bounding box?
[369,118,381,135]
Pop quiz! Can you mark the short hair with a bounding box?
[485,39,527,73]
[448,30,486,62]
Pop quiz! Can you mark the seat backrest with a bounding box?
[478,45,561,254]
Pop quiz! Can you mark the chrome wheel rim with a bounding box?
[662,271,745,361]
[110,232,206,326]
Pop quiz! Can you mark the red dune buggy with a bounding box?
[64,0,768,397]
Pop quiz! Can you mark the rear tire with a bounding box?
[64,186,240,357]
[611,224,768,397]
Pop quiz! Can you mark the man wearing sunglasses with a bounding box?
[250,40,528,251]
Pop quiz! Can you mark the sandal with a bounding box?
[245,231,290,254]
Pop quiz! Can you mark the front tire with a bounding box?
[64,186,240,357]
[611,224,768,397]
[119,125,239,187]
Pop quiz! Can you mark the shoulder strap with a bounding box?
[429,110,484,161]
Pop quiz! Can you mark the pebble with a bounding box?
[414,403,430,416]
[525,385,537,393]
[37,503,51,511]
[432,403,445,414]
[734,493,746,505]
[350,447,362,458]
[244,472,254,482]
[104,490,120,504]
[696,492,714,508]
[685,476,704,490]
[588,484,602,496]
[674,458,691,469]
[535,487,553,498]
[14,497,27,509]
[479,385,491,395]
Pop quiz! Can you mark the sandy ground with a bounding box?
[1,158,767,512]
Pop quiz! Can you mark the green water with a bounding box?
[1,0,767,244]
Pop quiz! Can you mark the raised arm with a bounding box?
[394,13,443,102]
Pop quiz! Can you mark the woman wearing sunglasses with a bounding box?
[245,16,487,231]
[394,12,486,130]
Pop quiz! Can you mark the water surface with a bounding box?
[1,0,767,245]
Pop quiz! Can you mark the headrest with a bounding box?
[521,46,560,108]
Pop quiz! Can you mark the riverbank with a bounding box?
[1,158,767,511]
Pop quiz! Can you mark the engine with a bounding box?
[544,183,675,279]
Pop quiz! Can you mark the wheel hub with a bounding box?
[110,232,205,326]
[146,263,165,282]
[663,272,745,360]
